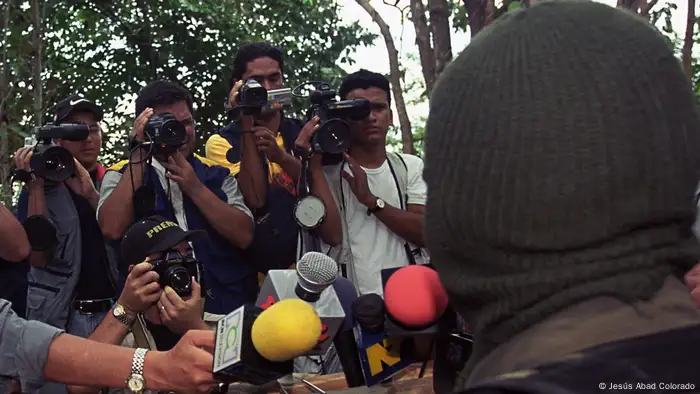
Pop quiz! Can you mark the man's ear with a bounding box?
[389,108,394,126]
[128,264,135,273]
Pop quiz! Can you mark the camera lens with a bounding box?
[315,119,351,154]
[165,265,192,296]
[32,146,76,183]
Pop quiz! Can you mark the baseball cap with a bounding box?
[54,95,104,124]
[120,216,207,267]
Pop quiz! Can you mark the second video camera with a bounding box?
[307,82,370,154]
[23,124,90,183]
[144,113,188,156]
[150,250,203,297]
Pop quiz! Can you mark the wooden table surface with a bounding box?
[227,363,434,394]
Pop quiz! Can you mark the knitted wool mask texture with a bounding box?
[423,0,700,380]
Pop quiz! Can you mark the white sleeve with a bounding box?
[221,175,254,220]
[96,170,123,221]
[402,154,427,206]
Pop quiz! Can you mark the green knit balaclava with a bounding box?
[424,0,700,378]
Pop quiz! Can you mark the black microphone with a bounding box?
[332,277,365,387]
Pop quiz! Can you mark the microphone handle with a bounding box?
[333,329,365,387]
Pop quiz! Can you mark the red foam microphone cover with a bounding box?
[384,265,449,328]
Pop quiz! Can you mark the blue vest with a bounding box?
[117,155,258,315]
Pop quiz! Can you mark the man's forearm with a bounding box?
[44,334,170,391]
[373,205,425,247]
[98,161,146,240]
[65,315,134,394]
[238,134,268,209]
[310,159,341,246]
[278,153,301,184]
[0,203,30,262]
[188,185,254,249]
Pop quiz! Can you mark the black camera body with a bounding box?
[144,113,188,156]
[150,251,203,297]
[23,124,90,183]
[237,79,268,115]
[307,83,370,154]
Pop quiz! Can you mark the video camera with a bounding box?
[233,79,293,116]
[304,82,370,154]
[19,123,90,183]
[143,113,188,156]
[149,250,203,297]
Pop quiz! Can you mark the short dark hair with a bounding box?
[339,69,391,106]
[134,80,194,117]
[229,42,285,90]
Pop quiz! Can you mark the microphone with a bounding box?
[256,252,345,355]
[331,277,365,387]
[351,294,414,386]
[213,299,321,386]
[295,251,339,302]
[382,265,448,334]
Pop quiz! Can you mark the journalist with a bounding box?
[205,42,340,283]
[0,207,216,394]
[13,96,119,340]
[315,70,427,296]
[97,80,255,317]
[68,216,210,394]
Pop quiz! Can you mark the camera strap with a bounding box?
[338,152,419,266]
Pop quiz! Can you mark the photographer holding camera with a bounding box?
[67,216,209,394]
[310,70,428,296]
[205,42,341,283]
[12,96,119,340]
[97,80,256,317]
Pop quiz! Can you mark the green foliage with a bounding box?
[2,0,375,167]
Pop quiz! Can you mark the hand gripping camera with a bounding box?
[143,113,188,156]
[306,82,370,154]
[18,123,90,183]
[149,250,204,297]
[236,79,268,115]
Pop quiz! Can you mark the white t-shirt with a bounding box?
[338,153,427,296]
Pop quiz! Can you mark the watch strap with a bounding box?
[132,348,148,376]
[113,303,136,327]
[367,198,381,215]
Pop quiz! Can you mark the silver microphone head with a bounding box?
[296,252,339,296]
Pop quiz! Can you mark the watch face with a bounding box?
[376,198,385,209]
[127,374,145,392]
[113,304,125,317]
[294,196,326,230]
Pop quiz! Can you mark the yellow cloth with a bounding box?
[205,133,285,181]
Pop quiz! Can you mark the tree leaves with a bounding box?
[3,0,375,166]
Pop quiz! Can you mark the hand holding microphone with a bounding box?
[213,298,322,387]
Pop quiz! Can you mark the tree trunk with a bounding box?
[31,0,43,126]
[681,0,696,77]
[427,0,453,77]
[463,0,497,37]
[356,0,414,154]
[0,0,11,197]
[410,0,437,95]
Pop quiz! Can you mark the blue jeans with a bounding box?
[67,309,108,338]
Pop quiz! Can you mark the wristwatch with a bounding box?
[112,303,136,327]
[367,197,386,215]
[126,348,148,394]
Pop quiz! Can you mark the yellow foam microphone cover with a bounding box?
[251,298,322,362]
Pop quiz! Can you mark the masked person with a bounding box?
[423,1,700,392]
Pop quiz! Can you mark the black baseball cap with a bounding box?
[120,216,207,267]
[54,95,104,124]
